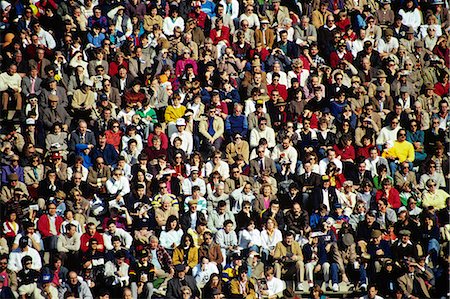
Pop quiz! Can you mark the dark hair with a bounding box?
[223,219,234,227]
[165,215,180,231]
[179,233,194,248]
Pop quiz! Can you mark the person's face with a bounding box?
[366,214,375,224]
[398,130,406,141]
[123,289,132,299]
[377,201,386,212]
[108,223,117,234]
[159,183,167,194]
[69,273,78,285]
[293,203,301,215]
[271,203,280,213]
[48,204,57,215]
[244,184,252,193]
[368,287,377,299]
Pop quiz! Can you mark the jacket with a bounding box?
[198,243,223,265]
[58,280,93,299]
[172,246,198,269]
[273,240,303,261]
[199,116,224,141]
[37,214,64,238]
[166,276,199,299]
[397,269,433,298]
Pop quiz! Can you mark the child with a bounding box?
[117,104,135,127]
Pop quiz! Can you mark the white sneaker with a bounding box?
[332,283,339,292]
[308,280,314,288]
[360,283,367,292]
[297,282,304,291]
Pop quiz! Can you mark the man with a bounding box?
[382,129,414,175]
[207,200,235,234]
[72,78,96,119]
[215,219,238,267]
[181,167,206,197]
[41,76,68,108]
[366,230,392,273]
[56,223,81,270]
[266,0,289,27]
[319,149,343,175]
[310,176,338,214]
[111,66,134,96]
[330,233,367,292]
[0,173,28,204]
[293,15,317,46]
[317,15,339,58]
[311,1,332,28]
[58,271,93,299]
[394,162,417,190]
[103,220,133,250]
[0,64,22,116]
[275,30,299,58]
[69,120,96,152]
[224,166,249,194]
[285,202,310,241]
[37,203,63,254]
[249,117,276,149]
[392,229,418,261]
[255,18,275,49]
[40,94,72,132]
[247,102,271,130]
[28,47,51,78]
[375,198,397,230]
[359,284,384,299]
[397,259,433,298]
[8,237,42,272]
[225,133,249,164]
[249,145,276,177]
[273,231,305,291]
[180,199,207,231]
[354,159,374,188]
[261,200,285,229]
[106,168,131,209]
[204,151,230,179]
[229,266,257,298]
[365,146,390,177]
[128,249,154,299]
[12,222,41,252]
[166,264,199,299]
[129,46,151,79]
[80,222,105,253]
[148,236,173,279]
[91,133,119,167]
[271,136,298,174]
[21,66,42,96]
[199,106,225,152]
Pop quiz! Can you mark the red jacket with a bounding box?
[38,214,64,238]
[210,26,230,46]
[267,83,288,100]
[375,188,401,209]
[329,51,353,68]
[80,232,105,252]
[105,130,123,151]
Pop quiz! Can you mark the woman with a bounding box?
[105,120,123,151]
[338,181,357,216]
[326,162,346,190]
[171,152,189,179]
[45,122,68,153]
[253,184,276,215]
[23,154,44,199]
[356,180,376,211]
[3,211,19,246]
[164,94,186,137]
[206,171,223,197]
[81,239,105,289]
[373,164,393,190]
[260,217,282,263]
[238,220,262,256]
[421,214,440,266]
[398,0,422,33]
[335,119,355,143]
[422,178,449,210]
[375,178,401,209]
[202,273,223,299]
[424,116,446,154]
[406,119,426,163]
[426,142,449,180]
[172,233,199,274]
[60,209,82,234]
[159,215,183,254]
[130,170,152,197]
[189,152,206,178]
[333,134,356,180]
[310,284,326,299]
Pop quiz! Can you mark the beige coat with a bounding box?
[199,116,224,141]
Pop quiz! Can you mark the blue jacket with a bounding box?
[92,144,119,167]
[225,114,248,137]
[303,241,328,265]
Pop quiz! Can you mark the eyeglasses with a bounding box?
[112,125,119,128]
[399,133,406,136]
[433,121,440,124]
[232,171,240,174]
[336,77,343,80]
[429,165,436,168]
[97,161,105,164]
[160,186,167,189]
[391,122,399,124]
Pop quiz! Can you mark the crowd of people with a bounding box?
[0,0,449,298]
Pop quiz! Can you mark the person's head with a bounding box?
[265,217,278,230]
[181,233,194,248]
[377,197,388,212]
[107,220,117,234]
[264,266,276,281]
[397,129,407,142]
[68,271,79,285]
[223,219,234,233]
[426,179,437,192]
[283,231,295,245]
[367,284,379,299]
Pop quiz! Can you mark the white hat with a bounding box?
[176,118,186,126]
[26,118,36,125]
[83,78,94,87]
[190,166,199,173]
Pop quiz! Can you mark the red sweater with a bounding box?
[105,130,123,151]
[210,26,230,46]
[80,232,105,252]
[37,214,64,238]
[333,144,355,160]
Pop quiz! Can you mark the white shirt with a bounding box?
[322,188,330,210]
[103,228,133,250]
[170,130,193,155]
[271,145,298,174]
[250,127,276,148]
[106,176,130,197]
[205,160,230,180]
[319,157,343,175]
[266,276,285,296]
[8,247,42,272]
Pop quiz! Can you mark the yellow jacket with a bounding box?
[273,240,303,261]
[172,246,198,269]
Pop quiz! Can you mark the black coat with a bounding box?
[166,275,199,299]
[309,186,338,213]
